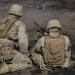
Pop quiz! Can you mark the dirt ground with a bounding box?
[3,65,75,75]
[1,1,75,75]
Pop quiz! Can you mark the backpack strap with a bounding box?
[0,17,17,38]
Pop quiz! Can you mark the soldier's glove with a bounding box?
[62,59,70,68]
[39,57,52,71]
[35,54,52,71]
[39,55,48,70]
[31,53,52,71]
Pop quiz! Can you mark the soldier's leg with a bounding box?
[8,61,32,72]
[7,50,32,72]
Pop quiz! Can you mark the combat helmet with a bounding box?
[47,19,62,30]
[9,4,23,16]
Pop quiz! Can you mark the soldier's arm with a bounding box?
[18,21,29,55]
[31,37,48,70]
[64,36,71,61]
[31,37,45,54]
[62,36,71,68]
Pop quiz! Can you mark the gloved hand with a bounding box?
[39,58,52,71]
[62,59,70,68]
[32,53,52,71]
[39,55,48,70]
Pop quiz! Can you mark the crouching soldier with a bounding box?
[31,19,71,71]
[0,4,29,55]
[0,38,32,74]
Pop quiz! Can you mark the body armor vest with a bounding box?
[43,35,65,67]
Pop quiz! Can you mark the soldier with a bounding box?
[0,38,32,74]
[0,4,32,74]
[31,19,71,71]
[2,4,28,55]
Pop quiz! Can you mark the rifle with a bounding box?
[34,22,48,36]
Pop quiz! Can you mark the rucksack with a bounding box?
[0,17,17,38]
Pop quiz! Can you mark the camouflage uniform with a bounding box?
[0,38,32,74]
[5,4,29,55]
[6,15,28,54]
[31,20,71,71]
[0,4,32,74]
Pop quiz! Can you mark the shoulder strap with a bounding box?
[0,17,17,38]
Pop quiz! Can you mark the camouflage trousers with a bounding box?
[0,50,32,74]
[8,50,32,72]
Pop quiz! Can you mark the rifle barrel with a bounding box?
[34,22,40,28]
